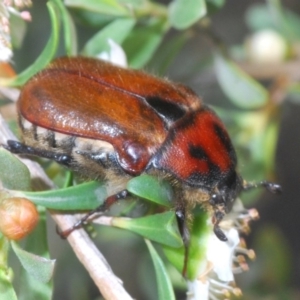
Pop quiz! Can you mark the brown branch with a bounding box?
[0,108,133,300]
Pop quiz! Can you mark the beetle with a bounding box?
[4,56,281,270]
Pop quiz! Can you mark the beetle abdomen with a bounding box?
[19,115,126,181]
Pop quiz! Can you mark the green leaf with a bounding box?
[148,34,188,75]
[118,0,146,8]
[267,0,300,42]
[9,9,27,49]
[112,212,182,247]
[281,10,300,41]
[206,0,225,9]
[127,175,173,207]
[0,268,17,300]
[70,10,115,28]
[0,149,31,191]
[206,0,225,14]
[168,0,206,30]
[246,2,300,42]
[145,240,175,300]
[245,4,275,32]
[124,19,168,68]
[0,236,15,300]
[82,18,136,56]
[0,0,60,87]
[13,181,107,210]
[65,0,130,16]
[214,52,268,108]
[11,241,55,284]
[0,235,10,267]
[56,0,78,55]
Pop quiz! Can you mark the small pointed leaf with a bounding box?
[13,181,107,210]
[56,0,78,55]
[64,0,130,16]
[145,240,175,300]
[82,18,136,56]
[11,242,55,283]
[0,269,18,300]
[0,236,16,300]
[168,0,206,30]
[112,212,182,247]
[0,149,31,191]
[124,19,168,68]
[127,175,173,207]
[214,52,268,108]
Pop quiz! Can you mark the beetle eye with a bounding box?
[209,193,224,206]
[145,96,185,124]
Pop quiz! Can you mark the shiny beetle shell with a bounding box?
[16,57,244,241]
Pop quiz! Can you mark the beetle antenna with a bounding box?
[243,181,282,194]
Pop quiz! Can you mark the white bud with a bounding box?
[246,29,288,64]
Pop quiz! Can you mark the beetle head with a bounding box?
[210,170,243,212]
[209,171,282,241]
[209,171,243,241]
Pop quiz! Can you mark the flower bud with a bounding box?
[0,197,39,240]
[246,29,288,64]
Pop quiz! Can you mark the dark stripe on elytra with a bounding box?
[187,143,224,187]
[188,144,221,173]
[188,144,209,160]
[213,123,236,165]
[145,96,186,124]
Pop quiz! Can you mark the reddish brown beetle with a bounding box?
[5,56,281,265]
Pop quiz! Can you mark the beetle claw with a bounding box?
[213,224,228,241]
[261,181,282,194]
[213,213,228,241]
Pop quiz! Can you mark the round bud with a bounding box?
[0,197,39,240]
[246,29,288,64]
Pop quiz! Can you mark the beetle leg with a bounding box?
[243,181,282,194]
[209,193,228,241]
[58,189,130,238]
[213,210,228,241]
[175,207,190,245]
[175,205,190,277]
[4,140,72,166]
